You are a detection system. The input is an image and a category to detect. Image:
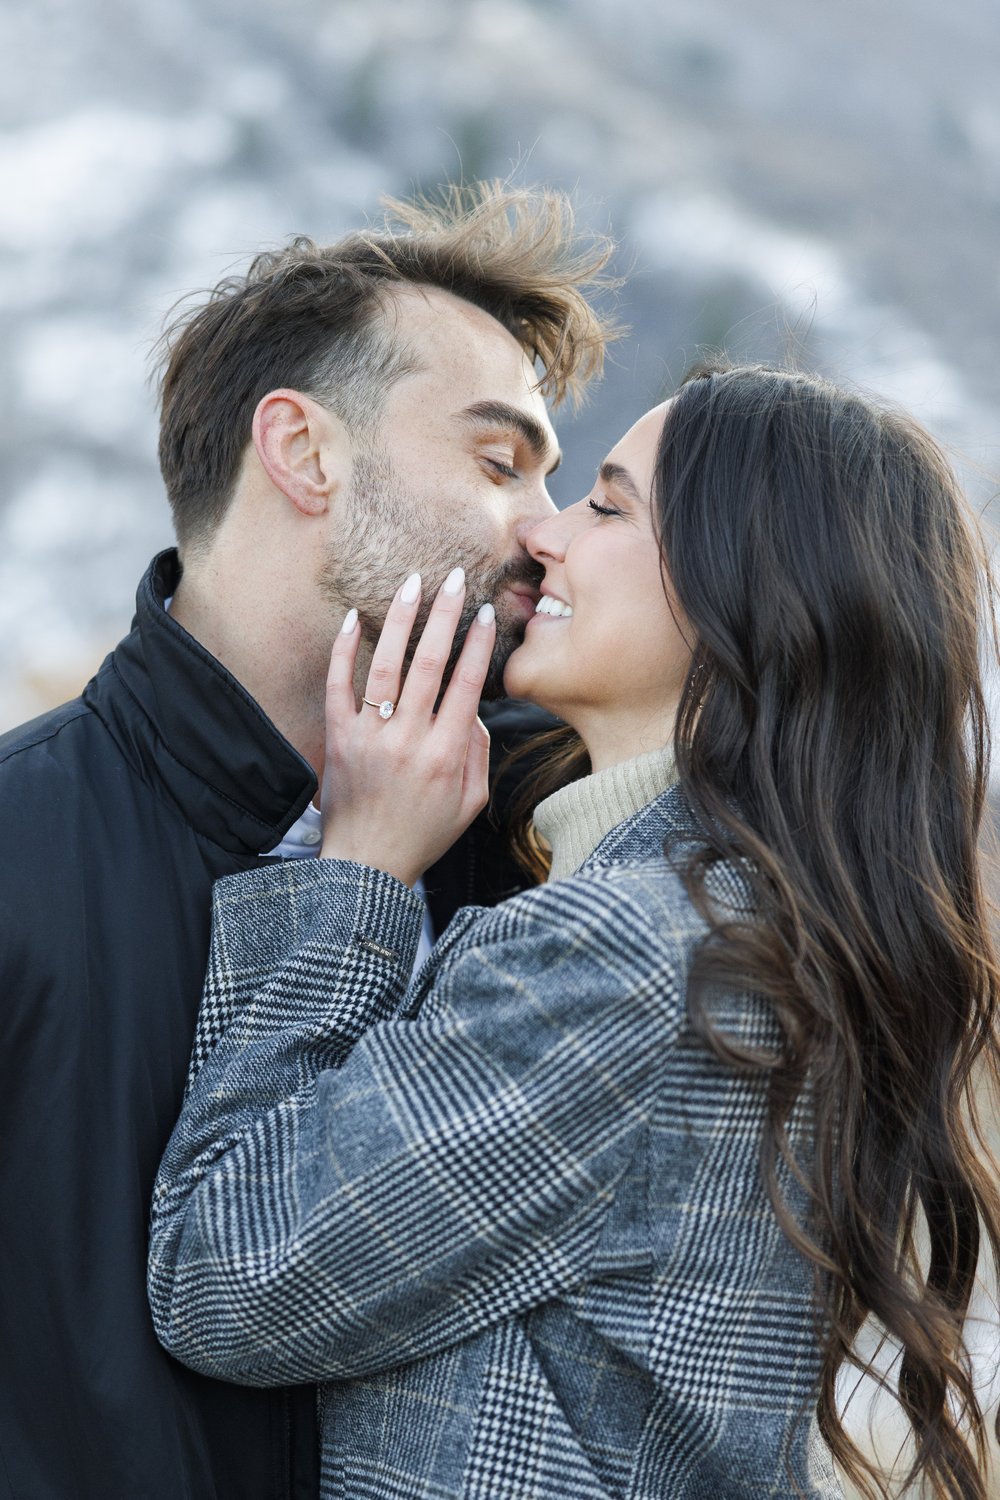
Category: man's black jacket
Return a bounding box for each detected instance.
[0,550,550,1500]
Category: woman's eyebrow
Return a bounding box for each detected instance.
[454,400,562,474]
[599,460,643,503]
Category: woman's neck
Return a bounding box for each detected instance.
[573,704,679,775]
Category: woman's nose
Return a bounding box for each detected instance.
[524,499,592,563]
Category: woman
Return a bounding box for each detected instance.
[149,364,1000,1499]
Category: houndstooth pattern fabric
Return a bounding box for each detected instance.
[149,786,840,1498]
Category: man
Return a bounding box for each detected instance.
[0,183,613,1499]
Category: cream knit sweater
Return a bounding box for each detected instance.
[531,744,678,882]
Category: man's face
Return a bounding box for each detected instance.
[320,287,561,698]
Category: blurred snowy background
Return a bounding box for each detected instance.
[1,0,999,733]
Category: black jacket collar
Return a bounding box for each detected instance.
[84,550,317,856]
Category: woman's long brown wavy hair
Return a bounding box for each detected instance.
[507,362,1000,1498]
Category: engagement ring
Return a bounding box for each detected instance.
[363,698,396,720]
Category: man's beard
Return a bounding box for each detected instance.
[319,443,543,700]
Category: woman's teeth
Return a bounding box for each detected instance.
[534,596,573,618]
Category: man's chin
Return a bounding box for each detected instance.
[479,674,508,703]
[480,634,520,701]
[435,622,520,703]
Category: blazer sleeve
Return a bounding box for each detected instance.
[148,856,684,1386]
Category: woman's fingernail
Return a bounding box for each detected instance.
[341,607,358,635]
[477,602,496,626]
[443,566,466,595]
[400,573,421,604]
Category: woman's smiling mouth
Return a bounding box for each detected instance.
[533,593,573,618]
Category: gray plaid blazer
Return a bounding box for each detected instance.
[149,785,839,1499]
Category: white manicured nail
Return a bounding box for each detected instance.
[400,573,421,604]
[341,608,358,634]
[477,602,496,626]
[443,566,465,595]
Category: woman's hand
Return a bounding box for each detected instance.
[319,567,497,887]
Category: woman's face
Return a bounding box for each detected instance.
[503,400,694,770]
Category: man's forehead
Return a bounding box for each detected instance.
[385,288,559,458]
[390,287,538,384]
[387,284,520,355]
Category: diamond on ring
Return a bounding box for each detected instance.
[378,700,395,720]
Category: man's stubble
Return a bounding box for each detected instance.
[319,442,543,701]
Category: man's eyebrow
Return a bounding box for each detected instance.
[599,460,644,504]
[455,400,562,474]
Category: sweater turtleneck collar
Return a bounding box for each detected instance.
[532,744,679,882]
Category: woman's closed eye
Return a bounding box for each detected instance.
[588,498,622,518]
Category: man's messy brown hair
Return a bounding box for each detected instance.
[155,182,618,549]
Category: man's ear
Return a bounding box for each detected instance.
[251,388,348,516]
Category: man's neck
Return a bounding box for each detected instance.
[169,574,331,787]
